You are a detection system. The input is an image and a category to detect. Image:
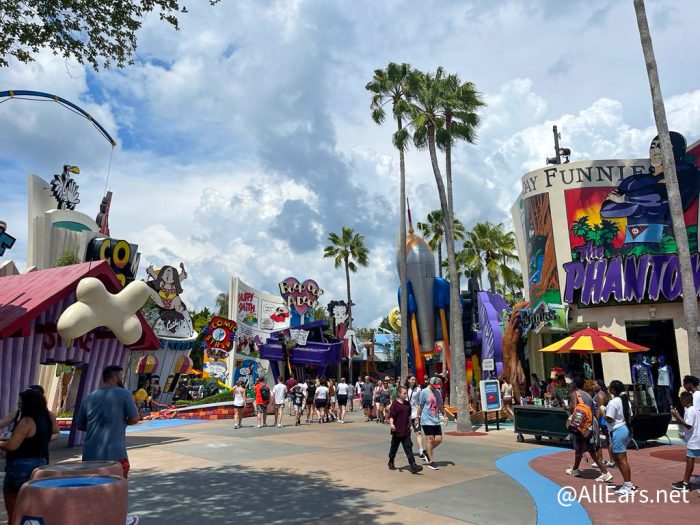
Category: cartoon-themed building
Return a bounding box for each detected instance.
[228,276,291,389]
[124,262,198,403]
[511,133,700,394]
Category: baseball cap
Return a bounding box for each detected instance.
[430,377,442,385]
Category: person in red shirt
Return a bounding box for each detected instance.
[388,386,423,474]
[285,376,298,416]
[254,377,270,428]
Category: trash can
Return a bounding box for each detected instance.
[31,461,124,480]
[13,475,127,525]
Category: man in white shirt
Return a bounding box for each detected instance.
[682,375,700,411]
[272,377,288,428]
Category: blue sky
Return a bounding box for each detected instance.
[2,0,700,326]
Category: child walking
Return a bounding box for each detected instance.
[670,391,700,491]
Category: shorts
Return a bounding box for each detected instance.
[362,399,373,409]
[610,425,630,454]
[315,399,327,409]
[571,433,597,456]
[293,404,303,414]
[337,394,348,406]
[255,403,268,414]
[118,458,130,478]
[3,457,47,492]
[687,448,700,458]
[233,403,245,409]
[422,424,442,436]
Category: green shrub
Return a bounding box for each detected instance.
[180,389,234,407]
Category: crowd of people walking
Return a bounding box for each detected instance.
[234,371,450,473]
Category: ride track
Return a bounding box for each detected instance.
[0,89,117,147]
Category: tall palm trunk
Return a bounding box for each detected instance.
[345,255,353,383]
[634,0,700,376]
[437,244,443,278]
[427,124,471,430]
[397,116,409,382]
[445,112,454,399]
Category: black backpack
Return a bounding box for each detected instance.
[260,385,271,402]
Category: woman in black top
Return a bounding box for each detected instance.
[1,388,53,522]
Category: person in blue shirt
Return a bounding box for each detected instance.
[417,377,445,470]
[75,365,140,477]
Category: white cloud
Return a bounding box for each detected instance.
[3,0,700,325]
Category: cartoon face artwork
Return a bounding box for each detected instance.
[145,262,194,338]
[600,132,699,248]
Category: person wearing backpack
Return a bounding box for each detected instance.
[605,380,635,495]
[254,377,271,428]
[566,376,612,482]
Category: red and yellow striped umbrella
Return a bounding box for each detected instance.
[539,327,649,354]
[174,355,194,374]
[135,354,159,374]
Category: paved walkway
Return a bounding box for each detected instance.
[7,410,694,524]
[2,410,540,524]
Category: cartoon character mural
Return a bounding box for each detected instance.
[600,132,700,253]
[563,132,700,306]
[521,192,561,307]
[145,263,194,338]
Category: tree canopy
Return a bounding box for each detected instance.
[0,1,218,70]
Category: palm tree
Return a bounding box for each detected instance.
[399,69,472,430]
[436,69,485,229]
[466,222,519,294]
[215,292,229,317]
[634,0,700,375]
[366,62,412,381]
[323,227,370,331]
[417,209,466,278]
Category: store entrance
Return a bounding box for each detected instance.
[625,320,680,411]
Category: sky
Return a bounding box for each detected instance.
[2,0,700,327]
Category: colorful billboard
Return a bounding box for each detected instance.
[228,276,291,384]
[563,132,700,306]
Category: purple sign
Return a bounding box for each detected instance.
[563,242,700,305]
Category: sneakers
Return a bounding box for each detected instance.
[614,483,635,496]
[565,468,581,477]
[596,472,613,483]
[671,481,691,492]
[410,463,424,474]
[388,460,396,471]
[422,454,431,465]
[427,462,440,470]
[590,462,599,468]
[277,424,282,428]
[603,460,616,468]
